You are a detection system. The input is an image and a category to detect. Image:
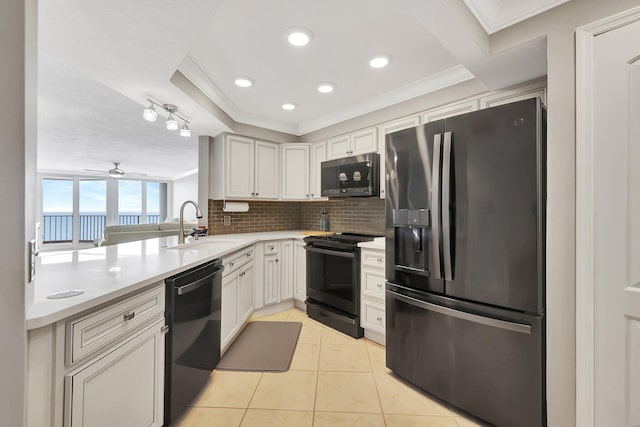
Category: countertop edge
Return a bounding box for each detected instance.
[27,231,309,330]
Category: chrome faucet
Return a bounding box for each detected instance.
[178,200,203,244]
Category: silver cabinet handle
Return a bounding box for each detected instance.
[246,252,251,257]
[376,316,383,322]
[376,283,383,288]
[442,131,453,281]
[377,258,383,263]
[123,312,135,322]
[431,133,442,280]
[230,262,234,267]
[311,193,314,197]
[276,259,279,263]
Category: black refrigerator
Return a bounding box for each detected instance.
[385,98,546,427]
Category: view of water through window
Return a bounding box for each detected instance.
[42,177,163,244]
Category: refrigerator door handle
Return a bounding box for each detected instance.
[442,131,453,281]
[386,288,532,335]
[431,134,442,279]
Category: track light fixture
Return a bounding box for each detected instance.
[143,99,191,137]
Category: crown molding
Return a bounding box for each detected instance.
[178,57,299,135]
[180,56,473,136]
[297,65,474,135]
[462,0,571,35]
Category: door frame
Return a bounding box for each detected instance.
[575,6,640,426]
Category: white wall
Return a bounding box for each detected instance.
[172,172,200,222]
[0,1,34,425]
[488,1,640,426]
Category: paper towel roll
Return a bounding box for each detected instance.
[222,201,249,212]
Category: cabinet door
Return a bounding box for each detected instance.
[422,100,479,123]
[350,127,378,155]
[280,240,294,300]
[66,319,164,427]
[254,140,279,199]
[281,145,310,200]
[378,115,421,199]
[225,135,255,198]
[479,83,546,109]
[310,142,327,199]
[221,273,238,347]
[293,241,307,302]
[238,262,254,325]
[263,254,280,305]
[326,134,350,160]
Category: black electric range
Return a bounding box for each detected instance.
[304,233,381,338]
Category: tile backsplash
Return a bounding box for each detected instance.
[208,198,385,235]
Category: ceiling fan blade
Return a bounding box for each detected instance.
[125,172,148,177]
[84,168,108,173]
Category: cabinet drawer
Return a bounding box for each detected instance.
[264,241,278,255]
[223,246,255,277]
[361,300,385,334]
[361,250,385,269]
[362,269,386,301]
[67,285,165,365]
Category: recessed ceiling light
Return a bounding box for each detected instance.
[285,27,313,47]
[369,54,392,69]
[282,103,297,111]
[316,82,335,94]
[234,77,254,88]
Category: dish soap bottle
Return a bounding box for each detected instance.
[319,208,329,231]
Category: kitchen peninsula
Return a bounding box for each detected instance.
[26,231,309,427]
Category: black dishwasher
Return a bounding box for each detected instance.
[164,259,223,426]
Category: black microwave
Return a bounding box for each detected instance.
[321,152,380,197]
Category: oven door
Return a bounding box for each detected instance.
[305,245,359,315]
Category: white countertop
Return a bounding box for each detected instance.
[358,236,385,250]
[27,231,308,330]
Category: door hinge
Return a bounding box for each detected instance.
[161,325,170,334]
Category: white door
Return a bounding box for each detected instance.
[326,134,350,160]
[280,240,294,300]
[225,135,254,198]
[238,262,255,324]
[281,145,310,200]
[592,18,640,426]
[263,254,280,305]
[293,240,307,301]
[310,142,327,199]
[350,127,378,155]
[221,273,238,347]
[67,319,165,427]
[254,140,279,199]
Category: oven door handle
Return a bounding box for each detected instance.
[304,246,356,258]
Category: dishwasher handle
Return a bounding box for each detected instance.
[175,267,223,296]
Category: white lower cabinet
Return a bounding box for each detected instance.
[221,247,255,351]
[65,318,165,427]
[293,240,307,302]
[360,247,386,345]
[263,252,280,305]
[280,240,294,300]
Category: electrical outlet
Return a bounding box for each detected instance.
[223,216,231,226]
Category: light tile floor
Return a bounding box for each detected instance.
[175,308,490,427]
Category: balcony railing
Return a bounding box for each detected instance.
[43,214,161,244]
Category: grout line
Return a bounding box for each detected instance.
[240,372,264,426]
[367,348,388,427]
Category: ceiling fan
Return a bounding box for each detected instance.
[84,162,147,178]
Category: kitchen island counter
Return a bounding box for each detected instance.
[27,231,310,330]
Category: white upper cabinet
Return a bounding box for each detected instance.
[326,127,378,160]
[210,134,279,200]
[310,142,326,200]
[281,144,310,200]
[378,115,422,199]
[224,135,255,198]
[422,100,479,123]
[254,140,279,199]
[479,81,547,109]
[326,134,350,159]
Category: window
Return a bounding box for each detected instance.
[42,178,73,243]
[79,179,107,243]
[41,176,169,248]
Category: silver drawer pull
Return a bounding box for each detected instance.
[246,253,251,257]
[230,262,234,267]
[376,316,383,322]
[123,312,135,322]
[377,258,383,263]
[376,283,383,288]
